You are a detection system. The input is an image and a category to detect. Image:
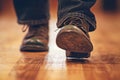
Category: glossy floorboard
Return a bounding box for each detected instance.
[0,11,120,80]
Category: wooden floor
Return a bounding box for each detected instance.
[0,10,120,80]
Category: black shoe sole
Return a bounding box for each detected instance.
[20,45,48,52]
[66,51,90,58]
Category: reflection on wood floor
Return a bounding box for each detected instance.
[0,11,120,80]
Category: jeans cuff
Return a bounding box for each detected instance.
[18,19,49,25]
[57,12,96,31]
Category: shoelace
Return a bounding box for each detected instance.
[22,25,29,32]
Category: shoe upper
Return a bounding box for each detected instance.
[21,24,49,51]
[63,17,90,37]
[25,24,49,41]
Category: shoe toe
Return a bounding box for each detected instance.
[20,38,48,52]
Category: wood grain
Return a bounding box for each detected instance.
[0,1,120,80]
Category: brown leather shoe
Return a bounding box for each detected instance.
[20,24,49,52]
[56,18,93,58]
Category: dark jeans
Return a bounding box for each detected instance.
[13,0,96,31]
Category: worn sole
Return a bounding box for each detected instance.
[56,27,93,53]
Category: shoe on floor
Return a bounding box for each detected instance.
[20,24,49,52]
[56,18,93,58]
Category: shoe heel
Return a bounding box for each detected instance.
[66,51,90,58]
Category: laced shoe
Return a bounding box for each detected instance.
[20,24,49,52]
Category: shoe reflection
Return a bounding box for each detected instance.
[10,52,47,80]
[66,57,90,63]
[9,50,91,80]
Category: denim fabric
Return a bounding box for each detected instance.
[57,0,96,31]
[13,0,96,31]
[13,0,50,25]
